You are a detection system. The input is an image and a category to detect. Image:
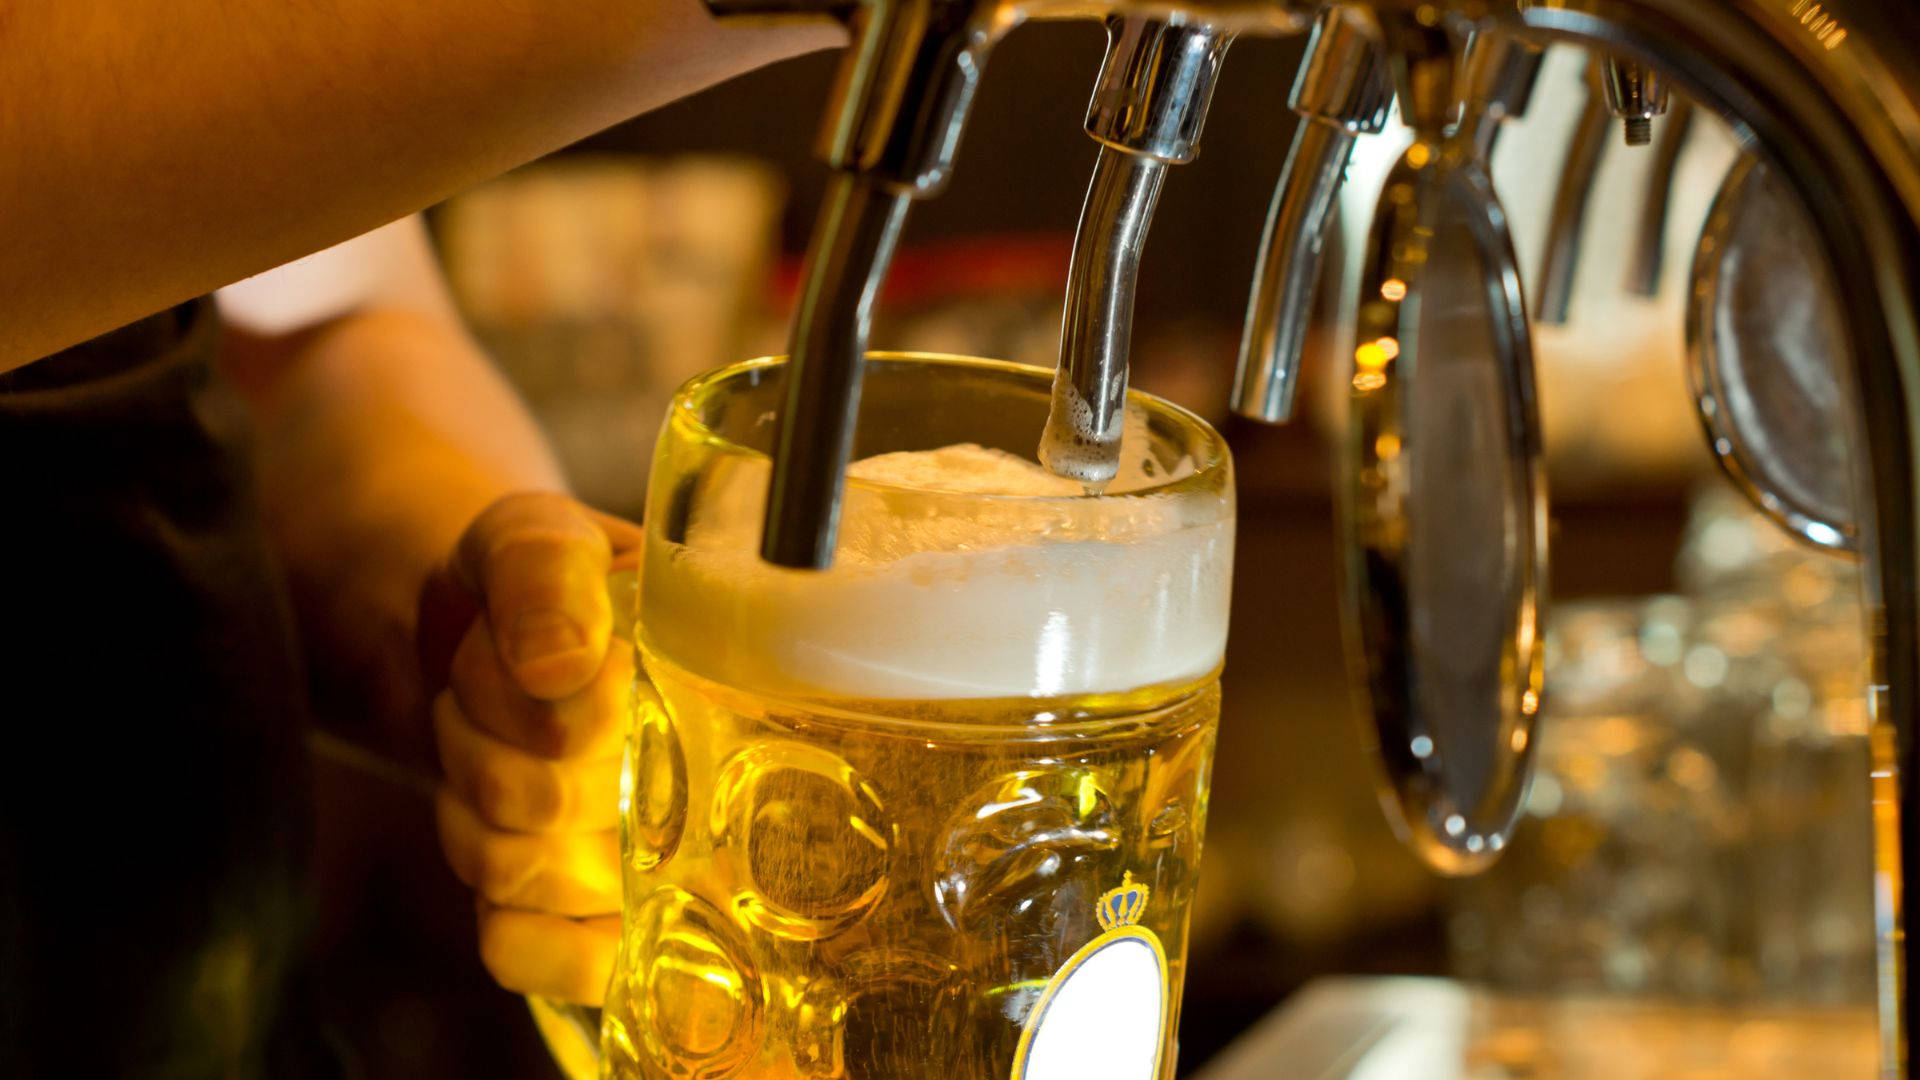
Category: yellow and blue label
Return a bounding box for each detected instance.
[1011,873,1170,1080]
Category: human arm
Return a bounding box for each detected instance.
[5,0,838,367]
[219,216,634,1001]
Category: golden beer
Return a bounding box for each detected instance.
[598,354,1234,1079]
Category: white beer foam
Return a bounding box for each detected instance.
[643,442,1233,701]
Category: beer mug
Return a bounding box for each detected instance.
[538,352,1235,1079]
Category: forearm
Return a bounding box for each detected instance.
[1,0,837,367]
[232,308,563,765]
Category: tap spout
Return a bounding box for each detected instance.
[1533,58,1611,325]
[1043,146,1171,486]
[1233,7,1391,424]
[1626,96,1693,297]
[1234,123,1356,423]
[1041,17,1231,485]
[763,173,912,567]
[724,0,1005,567]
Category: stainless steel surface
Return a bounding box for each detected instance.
[702,0,1920,1068]
[1234,7,1391,423]
[1626,96,1694,296]
[762,173,911,567]
[1084,16,1234,162]
[1533,58,1610,325]
[1043,17,1229,484]
[1461,32,1543,159]
[1041,145,1170,484]
[1686,155,1858,552]
[1603,55,1671,145]
[1342,109,1545,875]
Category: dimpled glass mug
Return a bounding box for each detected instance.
[535,353,1234,1080]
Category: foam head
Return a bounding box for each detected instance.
[643,439,1233,702]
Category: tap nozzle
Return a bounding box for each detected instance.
[704,0,1005,566]
[1233,7,1392,423]
[1602,56,1670,146]
[1041,17,1231,486]
[1534,59,1612,325]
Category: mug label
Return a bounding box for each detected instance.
[1011,872,1170,1080]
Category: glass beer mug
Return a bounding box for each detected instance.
[537,352,1234,1079]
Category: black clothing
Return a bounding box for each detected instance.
[0,302,328,1078]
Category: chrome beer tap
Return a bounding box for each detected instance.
[1233,6,1392,423]
[1041,17,1233,484]
[698,0,1025,567]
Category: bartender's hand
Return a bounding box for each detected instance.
[419,491,644,1005]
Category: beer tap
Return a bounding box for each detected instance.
[699,0,1013,567]
[1532,57,1610,325]
[1233,6,1392,424]
[1624,96,1692,298]
[1040,17,1233,486]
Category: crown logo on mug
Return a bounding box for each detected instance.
[1096,871,1150,932]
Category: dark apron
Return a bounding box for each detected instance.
[0,302,331,1078]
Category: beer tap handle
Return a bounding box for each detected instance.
[1040,17,1232,485]
[1233,6,1392,424]
[1340,16,1546,874]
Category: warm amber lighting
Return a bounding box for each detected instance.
[1406,142,1432,168]
[1374,433,1401,460]
[1790,0,1849,49]
[1352,371,1386,392]
[1355,341,1392,371]
[1380,278,1407,302]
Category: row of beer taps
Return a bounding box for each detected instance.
[729,0,1684,563]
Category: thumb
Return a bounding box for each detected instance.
[456,492,614,700]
